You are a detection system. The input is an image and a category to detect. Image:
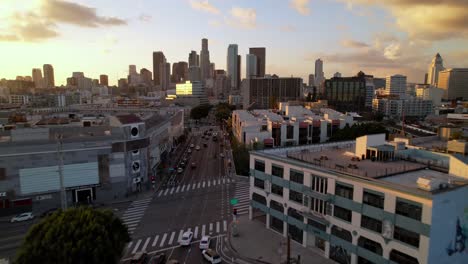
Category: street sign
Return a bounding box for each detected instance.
[230,198,238,205]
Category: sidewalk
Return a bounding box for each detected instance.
[229,215,335,264]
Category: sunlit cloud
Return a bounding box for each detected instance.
[280,25,297,32]
[227,7,257,29]
[341,39,369,48]
[189,0,220,15]
[138,14,152,22]
[290,0,311,15]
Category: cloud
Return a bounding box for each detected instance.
[227,7,257,29]
[383,42,401,60]
[0,0,126,42]
[280,25,297,32]
[138,14,152,22]
[290,0,311,15]
[190,0,220,15]
[336,0,468,41]
[341,39,370,48]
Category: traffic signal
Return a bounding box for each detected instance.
[233,208,237,216]
[151,176,155,184]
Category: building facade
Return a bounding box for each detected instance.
[437,68,468,100]
[427,53,444,86]
[372,98,433,118]
[43,64,55,89]
[249,47,266,77]
[246,54,258,78]
[32,68,43,89]
[99,75,109,86]
[415,84,443,106]
[385,75,407,98]
[171,62,188,83]
[227,44,240,90]
[200,38,211,80]
[324,72,368,112]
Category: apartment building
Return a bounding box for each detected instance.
[248,134,468,264]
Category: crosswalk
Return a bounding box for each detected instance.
[156,178,234,198]
[233,179,250,215]
[126,220,229,255]
[121,197,152,234]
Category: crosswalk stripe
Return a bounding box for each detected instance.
[186,184,191,191]
[181,185,186,192]
[132,239,142,254]
[222,178,226,184]
[159,233,167,247]
[218,179,221,185]
[178,230,184,242]
[197,182,201,188]
[202,225,206,237]
[141,237,151,251]
[208,181,211,187]
[170,187,175,194]
[168,232,175,245]
[132,200,151,205]
[216,222,220,233]
[127,241,133,249]
[202,181,206,188]
[223,220,227,232]
[123,210,146,217]
[192,183,196,189]
[164,188,169,195]
[152,235,159,247]
[209,223,213,233]
[125,208,148,214]
[194,226,199,238]
[227,179,231,183]
[123,219,141,225]
[175,186,180,193]
[158,190,163,197]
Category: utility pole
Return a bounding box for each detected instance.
[57,134,67,210]
[287,235,291,264]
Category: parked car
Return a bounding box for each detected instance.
[199,236,210,250]
[11,212,34,223]
[40,208,58,218]
[187,149,192,154]
[179,231,193,246]
[220,153,225,158]
[190,144,195,148]
[177,167,184,174]
[179,162,186,168]
[149,253,166,264]
[130,251,148,264]
[191,162,197,169]
[202,249,221,264]
[195,145,200,151]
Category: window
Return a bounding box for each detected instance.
[271,164,283,178]
[333,205,352,222]
[286,125,294,139]
[271,184,283,196]
[310,197,327,215]
[331,225,352,242]
[311,175,327,194]
[394,226,420,248]
[254,178,265,189]
[289,190,303,204]
[0,168,5,180]
[396,198,422,221]
[308,219,326,231]
[254,160,265,172]
[390,250,419,264]
[363,190,384,209]
[358,257,375,264]
[358,236,382,255]
[270,200,284,213]
[335,183,353,200]
[360,215,382,233]
[261,125,267,131]
[252,193,266,205]
[290,169,304,184]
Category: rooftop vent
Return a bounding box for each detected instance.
[417,177,449,191]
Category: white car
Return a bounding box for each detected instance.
[11,212,34,223]
[177,167,184,174]
[202,249,221,264]
[187,149,192,154]
[195,145,200,151]
[199,236,210,250]
[190,144,195,148]
[179,231,193,246]
[219,153,225,158]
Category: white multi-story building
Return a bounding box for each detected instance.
[372,98,433,118]
[385,75,407,98]
[231,105,354,147]
[415,84,443,106]
[9,95,30,105]
[248,134,468,264]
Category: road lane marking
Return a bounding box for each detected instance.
[141,237,151,251]
[209,223,213,233]
[178,230,184,242]
[168,232,175,245]
[208,181,211,187]
[192,183,196,189]
[127,241,133,249]
[216,222,220,233]
[218,179,221,185]
[159,233,167,247]
[194,226,198,238]
[157,190,163,197]
[223,220,227,232]
[170,187,175,194]
[186,184,191,191]
[132,239,142,254]
[202,225,206,237]
[181,185,186,192]
[197,182,201,188]
[175,186,180,193]
[202,181,206,188]
[152,235,159,247]
[163,188,169,196]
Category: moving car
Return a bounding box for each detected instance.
[219,153,225,158]
[179,231,193,246]
[195,145,200,151]
[177,167,184,174]
[191,162,197,169]
[203,143,208,147]
[190,144,195,148]
[199,236,210,250]
[11,212,34,223]
[149,253,166,264]
[130,251,148,264]
[187,149,192,154]
[202,249,221,264]
[179,162,185,168]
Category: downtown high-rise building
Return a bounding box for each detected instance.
[385,74,407,98]
[227,44,239,90]
[200,38,211,80]
[437,68,468,100]
[172,62,188,83]
[189,50,200,67]
[314,59,324,90]
[249,47,266,77]
[153,51,166,87]
[99,74,109,86]
[32,68,43,88]
[43,64,55,88]
[308,74,315,86]
[427,53,444,86]
[140,68,152,86]
[246,54,257,78]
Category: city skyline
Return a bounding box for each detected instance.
[1,0,467,85]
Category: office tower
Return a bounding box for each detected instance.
[308,74,315,86]
[188,66,201,82]
[314,59,324,89]
[140,68,152,86]
[214,70,229,99]
[324,71,368,112]
[43,64,55,88]
[385,74,407,98]
[424,73,428,84]
[200,38,211,80]
[415,84,443,106]
[227,44,239,90]
[118,78,128,88]
[164,63,170,90]
[153,51,166,86]
[99,75,109,86]
[189,50,199,67]
[237,55,241,90]
[175,81,208,106]
[249,47,266,77]
[172,62,189,83]
[209,63,215,78]
[333,72,342,78]
[427,53,444,86]
[246,54,257,78]
[437,68,468,100]
[129,65,137,75]
[32,68,43,88]
[242,76,303,109]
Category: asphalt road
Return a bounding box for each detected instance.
[121,125,238,264]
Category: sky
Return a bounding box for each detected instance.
[0,0,467,86]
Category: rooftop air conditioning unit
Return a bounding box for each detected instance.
[131,161,141,174]
[130,125,139,139]
[417,177,448,191]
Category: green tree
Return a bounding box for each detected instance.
[306,92,312,102]
[215,102,234,122]
[329,122,388,142]
[15,207,130,264]
[190,104,212,120]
